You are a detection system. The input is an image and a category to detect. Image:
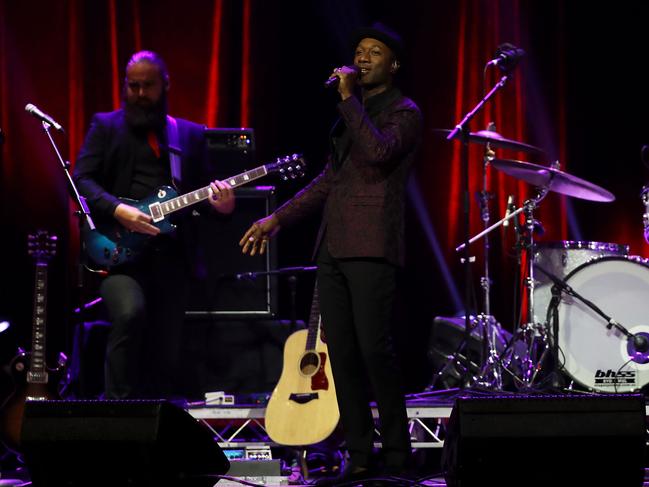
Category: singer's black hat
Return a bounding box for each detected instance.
[351,22,404,60]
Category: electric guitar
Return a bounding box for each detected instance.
[0,231,63,451]
[83,153,305,268]
[264,285,339,445]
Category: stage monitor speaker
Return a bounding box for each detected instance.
[21,399,229,487]
[442,394,646,487]
[428,316,512,388]
[185,186,277,317]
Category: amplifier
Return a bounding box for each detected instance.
[185,187,277,317]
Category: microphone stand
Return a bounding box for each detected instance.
[40,120,95,397]
[447,73,512,388]
[41,121,94,231]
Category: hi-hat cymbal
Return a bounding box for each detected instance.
[433,128,544,154]
[490,159,615,202]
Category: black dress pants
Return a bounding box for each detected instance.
[316,244,410,469]
[99,237,187,399]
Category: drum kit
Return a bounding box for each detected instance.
[433,127,649,394]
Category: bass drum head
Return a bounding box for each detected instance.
[558,256,649,392]
[532,241,628,325]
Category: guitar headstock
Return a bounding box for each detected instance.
[28,230,57,263]
[268,153,306,181]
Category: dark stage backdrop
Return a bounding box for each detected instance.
[2,0,649,392]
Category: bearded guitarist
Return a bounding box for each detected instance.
[72,51,235,399]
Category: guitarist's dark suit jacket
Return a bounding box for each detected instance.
[73,109,207,399]
[275,87,422,470]
[74,109,206,219]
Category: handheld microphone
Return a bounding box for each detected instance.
[324,65,360,89]
[486,43,526,72]
[25,104,64,132]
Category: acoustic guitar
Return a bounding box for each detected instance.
[264,285,339,445]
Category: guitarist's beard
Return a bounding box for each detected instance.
[123,91,168,132]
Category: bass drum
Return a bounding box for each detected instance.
[533,241,628,325]
[557,256,649,392]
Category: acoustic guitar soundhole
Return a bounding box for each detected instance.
[300,351,320,376]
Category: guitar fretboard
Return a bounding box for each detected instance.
[305,286,321,352]
[29,262,48,384]
[159,166,269,217]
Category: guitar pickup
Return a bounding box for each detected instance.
[148,202,164,222]
[288,393,318,404]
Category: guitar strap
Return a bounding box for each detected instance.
[166,115,182,189]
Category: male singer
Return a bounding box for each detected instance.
[240,23,422,484]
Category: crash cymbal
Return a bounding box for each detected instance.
[433,128,544,154]
[490,159,615,202]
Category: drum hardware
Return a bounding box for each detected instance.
[435,57,538,390]
[431,123,528,391]
[471,124,505,389]
[640,185,649,244]
[453,187,550,390]
[551,256,649,392]
[535,261,649,392]
[485,159,617,389]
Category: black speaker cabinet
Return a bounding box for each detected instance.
[185,186,277,317]
[21,400,229,487]
[181,318,305,397]
[442,394,647,487]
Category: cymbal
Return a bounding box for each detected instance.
[433,128,544,154]
[490,159,615,202]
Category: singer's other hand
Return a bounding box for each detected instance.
[240,214,281,256]
[330,66,357,100]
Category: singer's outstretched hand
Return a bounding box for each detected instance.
[240,214,281,256]
[329,66,358,100]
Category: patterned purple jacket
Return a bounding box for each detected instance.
[275,87,422,266]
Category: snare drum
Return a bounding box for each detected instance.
[557,256,649,392]
[533,241,628,324]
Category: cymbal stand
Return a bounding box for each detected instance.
[472,130,505,389]
[507,187,551,388]
[478,128,496,318]
[454,191,543,390]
